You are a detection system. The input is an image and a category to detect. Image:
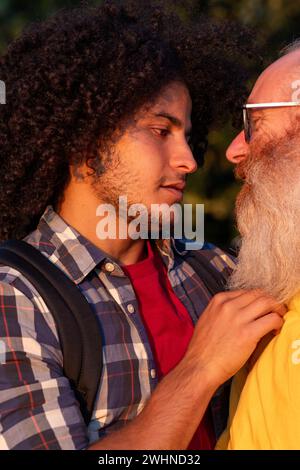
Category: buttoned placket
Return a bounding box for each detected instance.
[98,259,158,389]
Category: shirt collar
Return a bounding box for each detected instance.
[27,205,107,284]
[27,205,178,284]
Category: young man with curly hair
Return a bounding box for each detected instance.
[0,0,285,450]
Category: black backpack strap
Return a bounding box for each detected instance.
[0,240,103,425]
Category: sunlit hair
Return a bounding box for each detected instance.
[280,38,300,56]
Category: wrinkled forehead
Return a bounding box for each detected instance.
[248,50,300,103]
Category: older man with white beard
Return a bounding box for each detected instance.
[216,41,300,450]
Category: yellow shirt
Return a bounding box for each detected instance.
[217,292,300,450]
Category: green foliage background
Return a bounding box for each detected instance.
[1,0,299,249]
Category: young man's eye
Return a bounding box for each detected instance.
[152,128,170,137]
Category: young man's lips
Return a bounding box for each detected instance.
[160,183,186,200]
[161,182,186,191]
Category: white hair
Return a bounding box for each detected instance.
[280,39,300,56]
[229,134,300,304]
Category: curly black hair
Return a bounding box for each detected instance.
[0,0,257,240]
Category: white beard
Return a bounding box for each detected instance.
[229,136,300,304]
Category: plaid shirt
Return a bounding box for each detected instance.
[0,205,235,450]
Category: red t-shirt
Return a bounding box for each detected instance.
[122,241,215,450]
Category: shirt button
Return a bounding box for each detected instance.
[150,369,156,379]
[127,304,135,314]
[104,262,115,273]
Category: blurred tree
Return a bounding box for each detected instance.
[1,0,299,248]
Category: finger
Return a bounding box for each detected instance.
[218,288,275,310]
[249,312,284,342]
[211,290,246,302]
[270,303,287,317]
[241,296,287,322]
[211,289,268,305]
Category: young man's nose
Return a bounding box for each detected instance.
[172,143,198,174]
[226,130,249,164]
